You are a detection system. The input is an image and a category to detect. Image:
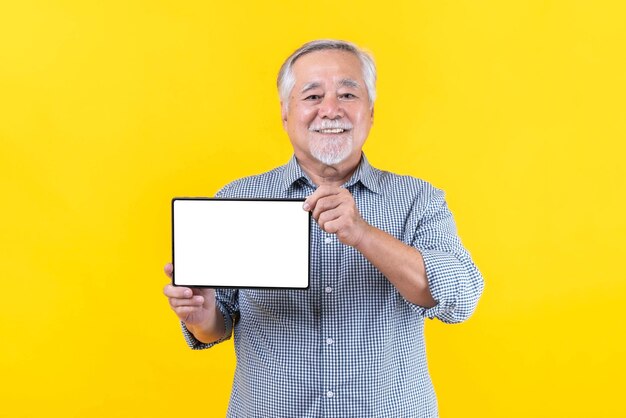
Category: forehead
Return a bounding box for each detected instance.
[291,50,364,87]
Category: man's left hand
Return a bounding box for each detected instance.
[303,185,370,248]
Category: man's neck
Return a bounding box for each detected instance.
[297,154,361,187]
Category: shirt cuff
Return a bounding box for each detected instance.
[413,249,467,320]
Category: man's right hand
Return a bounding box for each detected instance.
[163,263,226,343]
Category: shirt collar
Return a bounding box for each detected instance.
[281,153,381,194]
[281,155,313,191]
[344,154,381,194]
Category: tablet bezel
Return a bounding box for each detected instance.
[171,197,311,289]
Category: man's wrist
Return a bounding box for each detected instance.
[353,222,375,252]
[184,304,228,344]
[185,321,221,344]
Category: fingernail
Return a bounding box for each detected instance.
[184,289,192,297]
[303,202,310,211]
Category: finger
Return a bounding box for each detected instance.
[317,207,343,231]
[311,195,343,221]
[321,218,341,234]
[169,295,204,308]
[312,188,355,220]
[163,283,193,299]
[324,214,368,247]
[164,262,173,279]
[303,185,342,212]
[173,305,202,319]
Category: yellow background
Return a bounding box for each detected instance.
[1,1,625,417]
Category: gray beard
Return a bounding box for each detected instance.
[309,135,353,165]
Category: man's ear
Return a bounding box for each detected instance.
[370,106,375,124]
[281,102,288,129]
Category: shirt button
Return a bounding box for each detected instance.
[325,286,333,293]
[326,391,334,398]
[326,338,334,345]
[324,237,332,244]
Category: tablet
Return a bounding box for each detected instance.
[172,198,310,289]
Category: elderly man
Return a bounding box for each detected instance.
[164,39,484,417]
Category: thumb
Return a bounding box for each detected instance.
[164,262,173,279]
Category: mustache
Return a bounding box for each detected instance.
[308,120,353,131]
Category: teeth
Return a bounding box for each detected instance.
[318,128,345,133]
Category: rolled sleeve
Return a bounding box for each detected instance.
[419,249,483,323]
[409,186,484,323]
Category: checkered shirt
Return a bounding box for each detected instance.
[181,154,484,417]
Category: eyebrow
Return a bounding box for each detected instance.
[300,82,321,94]
[338,78,360,89]
[300,79,361,94]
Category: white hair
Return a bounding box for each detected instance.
[277,39,377,110]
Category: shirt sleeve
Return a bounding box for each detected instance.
[409,186,484,323]
[181,288,240,349]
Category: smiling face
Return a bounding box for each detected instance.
[282,50,374,169]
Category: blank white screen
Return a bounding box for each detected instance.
[173,199,310,288]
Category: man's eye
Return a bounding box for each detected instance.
[340,93,356,99]
[305,95,322,100]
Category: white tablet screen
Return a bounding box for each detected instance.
[172,198,310,288]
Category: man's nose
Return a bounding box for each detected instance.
[318,95,343,119]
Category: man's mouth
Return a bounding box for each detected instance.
[314,128,348,134]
